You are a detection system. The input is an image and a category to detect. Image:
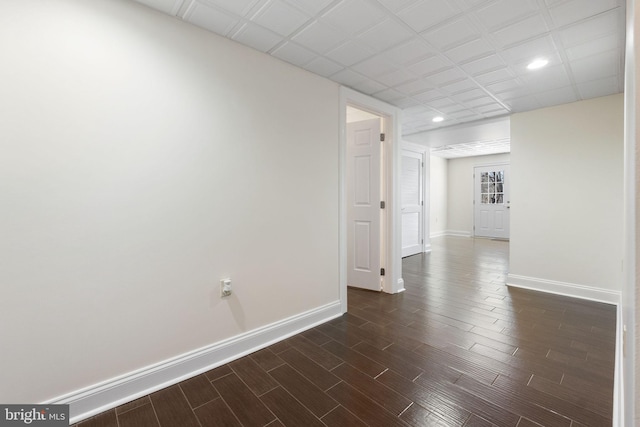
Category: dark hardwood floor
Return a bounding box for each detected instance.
[74,237,617,427]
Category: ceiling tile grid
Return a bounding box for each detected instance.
[135,0,625,138]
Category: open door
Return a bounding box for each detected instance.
[347,117,382,291]
[401,149,424,257]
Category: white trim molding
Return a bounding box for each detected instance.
[49,302,342,424]
[340,86,404,296]
[506,274,621,305]
[445,230,472,238]
[396,278,406,293]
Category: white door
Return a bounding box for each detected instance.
[401,150,423,257]
[347,118,382,291]
[474,164,510,239]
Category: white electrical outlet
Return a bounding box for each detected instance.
[221,279,232,297]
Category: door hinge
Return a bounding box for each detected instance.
[421,239,424,244]
[421,201,424,206]
[380,133,385,142]
[380,201,385,209]
[380,268,385,276]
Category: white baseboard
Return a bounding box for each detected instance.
[506,274,621,305]
[430,230,472,238]
[445,230,472,238]
[423,243,432,253]
[49,301,342,424]
[396,278,405,293]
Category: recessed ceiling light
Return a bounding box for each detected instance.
[527,58,548,70]
[432,116,444,123]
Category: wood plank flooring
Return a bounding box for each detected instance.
[74,237,616,427]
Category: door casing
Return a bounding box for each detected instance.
[339,87,404,313]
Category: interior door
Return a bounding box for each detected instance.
[401,150,423,257]
[347,118,381,291]
[474,164,510,239]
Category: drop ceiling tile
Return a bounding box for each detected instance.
[325,40,375,67]
[281,0,334,16]
[351,54,399,77]
[490,14,549,48]
[444,37,495,63]
[251,0,310,36]
[292,20,347,53]
[565,33,621,61]
[394,79,435,95]
[183,1,239,35]
[549,0,620,27]
[357,18,415,51]
[462,96,496,108]
[374,88,405,103]
[409,55,452,76]
[425,67,467,86]
[397,0,460,33]
[483,108,511,117]
[569,49,621,84]
[404,105,432,117]
[474,67,515,85]
[461,0,494,8]
[501,35,556,65]
[559,10,621,47]
[197,0,263,17]
[271,41,316,66]
[330,69,367,87]
[494,86,533,101]
[438,102,469,113]
[303,57,343,77]
[375,68,419,87]
[485,78,523,94]
[535,85,579,107]
[136,0,183,14]
[382,39,435,66]
[376,0,420,13]
[451,88,486,102]
[351,78,387,94]
[460,54,506,75]
[425,97,458,109]
[475,0,538,30]
[413,89,449,103]
[392,97,421,109]
[474,103,508,113]
[321,0,387,35]
[577,76,620,98]
[448,109,481,120]
[231,23,283,52]
[422,16,480,50]
[440,78,480,94]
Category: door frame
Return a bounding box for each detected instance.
[340,87,404,313]
[401,141,431,255]
[472,161,510,238]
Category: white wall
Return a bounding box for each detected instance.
[429,155,448,237]
[447,153,511,236]
[509,94,624,298]
[0,0,340,410]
